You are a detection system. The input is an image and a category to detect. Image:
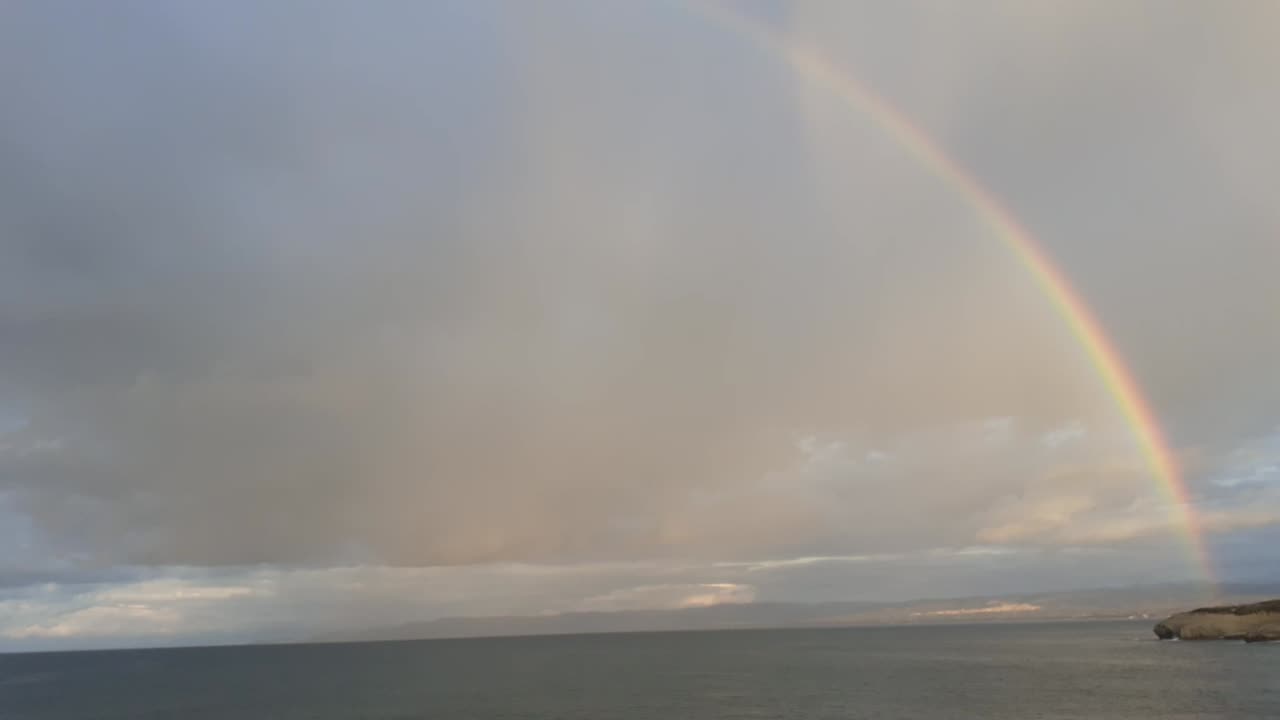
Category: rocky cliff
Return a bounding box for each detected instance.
[1153,599,1280,642]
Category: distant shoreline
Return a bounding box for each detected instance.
[0,615,1169,657]
[9,580,1276,655]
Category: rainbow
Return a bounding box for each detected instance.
[690,2,1213,581]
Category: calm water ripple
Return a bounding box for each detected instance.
[1,622,1277,719]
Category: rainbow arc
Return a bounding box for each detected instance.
[692,2,1211,581]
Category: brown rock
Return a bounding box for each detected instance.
[1153,599,1280,641]
[1243,623,1280,643]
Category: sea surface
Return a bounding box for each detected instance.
[2,621,1278,719]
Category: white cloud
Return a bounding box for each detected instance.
[912,602,1040,617]
[93,580,263,603]
[5,603,181,640]
[715,553,904,573]
[578,583,756,612]
[1042,421,1087,449]
[1210,427,1280,488]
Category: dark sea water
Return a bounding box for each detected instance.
[2,621,1278,719]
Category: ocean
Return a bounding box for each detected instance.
[1,621,1277,719]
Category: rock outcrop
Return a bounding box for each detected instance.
[1243,623,1280,643]
[1154,599,1280,641]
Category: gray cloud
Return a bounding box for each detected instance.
[784,0,1280,443]
[0,0,1278,646]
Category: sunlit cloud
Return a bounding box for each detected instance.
[911,602,1041,617]
[578,583,756,612]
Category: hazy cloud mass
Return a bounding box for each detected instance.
[1,0,1277,649]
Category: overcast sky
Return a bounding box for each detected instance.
[2,0,1278,651]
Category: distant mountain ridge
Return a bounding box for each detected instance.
[313,582,1280,644]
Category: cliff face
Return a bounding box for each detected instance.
[1154,599,1280,642]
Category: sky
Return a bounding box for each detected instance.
[1,0,1278,651]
